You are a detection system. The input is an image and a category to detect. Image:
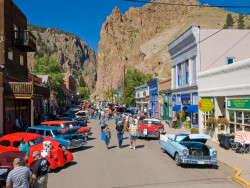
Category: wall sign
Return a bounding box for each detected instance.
[181,94,190,101]
[172,96,176,102]
[198,99,214,112]
[227,99,250,109]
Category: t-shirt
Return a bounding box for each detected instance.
[116,125,124,134]
[129,124,139,136]
[19,142,30,158]
[101,111,105,117]
[33,157,50,177]
[99,119,106,127]
[115,116,121,122]
[6,166,32,188]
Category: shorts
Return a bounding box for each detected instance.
[105,137,110,144]
[130,135,137,140]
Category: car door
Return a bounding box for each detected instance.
[166,137,177,157]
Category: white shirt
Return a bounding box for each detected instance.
[134,119,138,125]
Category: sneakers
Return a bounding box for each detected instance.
[134,147,136,150]
[130,145,133,149]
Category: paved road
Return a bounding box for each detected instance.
[48,119,240,188]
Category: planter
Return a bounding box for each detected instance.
[191,131,198,134]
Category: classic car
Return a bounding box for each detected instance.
[138,119,164,139]
[0,133,73,170]
[0,151,26,187]
[75,111,88,123]
[27,126,86,150]
[41,121,92,137]
[160,134,217,166]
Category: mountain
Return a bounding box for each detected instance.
[94,0,250,100]
[27,24,97,93]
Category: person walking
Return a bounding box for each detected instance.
[98,109,101,120]
[114,121,124,148]
[101,110,105,119]
[129,120,139,150]
[31,151,50,188]
[19,138,30,163]
[6,158,32,188]
[103,124,112,150]
[115,115,121,126]
[99,116,106,132]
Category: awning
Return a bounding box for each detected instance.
[172,105,181,111]
[187,105,198,113]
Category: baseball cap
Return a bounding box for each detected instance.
[32,151,40,158]
[13,158,21,165]
[20,138,24,142]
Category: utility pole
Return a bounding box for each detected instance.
[123,65,126,107]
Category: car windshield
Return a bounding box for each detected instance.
[52,130,62,136]
[0,168,9,176]
[63,122,76,128]
[175,135,188,142]
[142,120,160,125]
[28,137,44,147]
[76,112,86,116]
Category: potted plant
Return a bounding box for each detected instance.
[190,128,199,134]
[217,118,229,131]
[206,117,217,130]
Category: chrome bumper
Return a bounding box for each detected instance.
[138,131,158,138]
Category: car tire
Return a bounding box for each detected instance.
[61,145,66,150]
[161,147,166,153]
[175,153,181,166]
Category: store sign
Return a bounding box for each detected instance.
[227,99,250,109]
[145,95,152,101]
[172,96,176,102]
[198,99,214,112]
[181,94,190,101]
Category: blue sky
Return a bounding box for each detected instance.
[13,0,250,54]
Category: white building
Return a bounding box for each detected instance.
[135,84,149,111]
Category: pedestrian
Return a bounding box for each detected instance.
[103,124,112,150]
[90,109,93,119]
[114,121,124,148]
[19,138,29,163]
[98,109,101,119]
[99,116,106,132]
[129,120,139,150]
[6,158,32,188]
[101,110,105,118]
[94,110,97,120]
[31,151,50,188]
[144,107,147,116]
[148,108,152,118]
[115,115,121,126]
[124,114,129,131]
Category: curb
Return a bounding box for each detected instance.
[233,168,250,188]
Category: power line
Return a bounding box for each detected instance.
[122,0,250,9]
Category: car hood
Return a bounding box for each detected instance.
[63,127,80,135]
[181,134,211,144]
[0,151,26,167]
[77,127,92,133]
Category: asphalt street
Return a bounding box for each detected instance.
[48,119,241,188]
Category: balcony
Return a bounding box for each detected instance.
[4,82,50,99]
[13,30,36,52]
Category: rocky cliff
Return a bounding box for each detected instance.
[94,0,250,100]
[27,24,97,93]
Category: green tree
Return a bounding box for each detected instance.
[32,55,65,101]
[119,69,153,106]
[79,75,87,87]
[238,12,245,29]
[78,87,89,100]
[223,13,234,29]
[104,88,118,101]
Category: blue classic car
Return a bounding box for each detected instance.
[160,134,217,166]
[26,126,87,150]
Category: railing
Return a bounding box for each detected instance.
[13,30,36,52]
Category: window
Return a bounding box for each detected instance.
[185,60,189,84]
[8,48,13,61]
[0,140,10,147]
[177,64,182,86]
[13,141,20,148]
[37,130,44,136]
[191,57,197,84]
[27,129,37,134]
[227,57,235,64]
[45,131,52,136]
[20,55,24,66]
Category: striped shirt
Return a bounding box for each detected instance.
[6,166,32,188]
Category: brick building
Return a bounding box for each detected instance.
[63,73,77,105]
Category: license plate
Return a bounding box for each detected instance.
[143,129,147,135]
[198,161,204,164]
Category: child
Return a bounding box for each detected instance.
[103,124,111,150]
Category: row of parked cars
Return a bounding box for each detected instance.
[0,108,92,187]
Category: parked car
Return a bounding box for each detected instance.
[0,151,26,187]
[75,111,88,123]
[40,121,92,138]
[26,126,86,150]
[0,133,73,169]
[160,134,217,166]
[138,119,164,139]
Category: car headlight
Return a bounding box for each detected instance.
[212,150,217,157]
[183,149,188,155]
[155,128,158,132]
[54,155,58,160]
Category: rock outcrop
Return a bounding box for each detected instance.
[27,24,97,93]
[94,0,250,100]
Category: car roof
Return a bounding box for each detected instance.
[143,119,161,122]
[29,125,64,130]
[41,120,73,124]
[0,133,43,142]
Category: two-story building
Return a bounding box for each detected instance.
[147,79,159,118]
[135,83,149,112]
[0,0,49,133]
[63,73,77,106]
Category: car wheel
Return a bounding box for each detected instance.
[175,153,181,166]
[61,145,66,150]
[161,147,166,153]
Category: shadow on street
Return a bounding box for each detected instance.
[70,146,94,153]
[52,161,78,173]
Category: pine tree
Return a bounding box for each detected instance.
[238,12,245,29]
[223,13,234,29]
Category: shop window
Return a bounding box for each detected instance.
[0,140,10,147]
[191,56,196,84]
[192,113,198,125]
[203,110,215,129]
[229,111,234,122]
[185,60,189,84]
[243,112,250,125]
[236,111,242,124]
[8,48,13,61]
[177,64,182,86]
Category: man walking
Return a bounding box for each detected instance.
[115,115,121,126]
[31,151,50,188]
[6,158,32,188]
[19,138,29,162]
[99,116,106,132]
[115,121,124,148]
[129,120,139,150]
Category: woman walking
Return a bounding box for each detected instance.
[103,124,111,150]
[129,120,139,150]
[115,121,124,149]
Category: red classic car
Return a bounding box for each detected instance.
[0,133,73,170]
[138,119,164,139]
[41,120,93,138]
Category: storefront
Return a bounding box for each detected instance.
[135,84,149,112]
[147,79,158,118]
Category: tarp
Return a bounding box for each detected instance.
[187,105,199,113]
[234,131,250,145]
[172,105,181,111]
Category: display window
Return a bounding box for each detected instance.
[228,110,250,133]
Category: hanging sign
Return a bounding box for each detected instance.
[198,99,214,112]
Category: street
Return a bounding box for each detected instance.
[48,119,240,188]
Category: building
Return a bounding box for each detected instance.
[158,79,172,121]
[135,84,149,112]
[168,25,250,128]
[63,73,77,106]
[0,0,49,133]
[147,79,158,118]
[198,58,250,140]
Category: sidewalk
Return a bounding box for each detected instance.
[163,122,250,183]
